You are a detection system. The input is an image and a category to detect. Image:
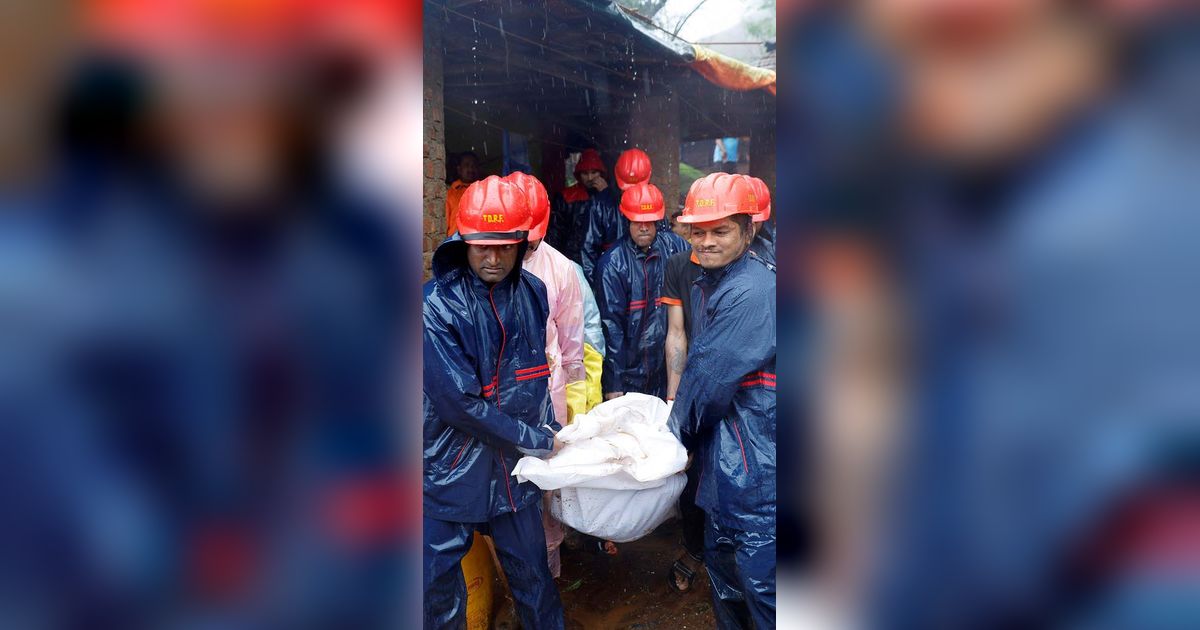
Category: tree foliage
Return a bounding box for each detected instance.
[744,0,775,41]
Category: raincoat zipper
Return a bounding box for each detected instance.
[731,419,750,473]
[640,253,652,389]
[488,284,518,511]
[450,438,472,470]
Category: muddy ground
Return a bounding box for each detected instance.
[493,518,714,629]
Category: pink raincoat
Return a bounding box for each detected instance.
[522,242,586,425]
[523,241,585,578]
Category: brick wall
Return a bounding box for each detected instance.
[423,15,446,279]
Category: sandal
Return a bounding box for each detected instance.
[592,539,619,556]
[668,550,703,592]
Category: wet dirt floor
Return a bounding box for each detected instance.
[556,519,714,629]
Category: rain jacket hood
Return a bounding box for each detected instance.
[670,248,776,534]
[424,233,558,522]
[596,230,690,398]
[431,231,531,286]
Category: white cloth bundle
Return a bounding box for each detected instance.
[511,393,688,542]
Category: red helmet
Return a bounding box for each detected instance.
[620,183,665,222]
[615,148,652,191]
[574,148,606,176]
[677,173,756,224]
[745,176,771,222]
[683,178,702,216]
[456,175,531,244]
[504,171,550,241]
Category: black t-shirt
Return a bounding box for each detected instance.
[661,249,702,341]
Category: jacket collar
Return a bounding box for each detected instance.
[697,245,753,288]
[619,233,671,259]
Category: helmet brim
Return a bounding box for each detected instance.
[677,210,741,224]
[460,229,528,245]
[616,178,648,191]
[621,211,664,222]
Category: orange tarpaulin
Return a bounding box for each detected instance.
[689,44,776,96]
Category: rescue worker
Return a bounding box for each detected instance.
[505,171,587,426]
[423,175,565,630]
[669,206,690,240]
[614,147,653,191]
[575,150,625,286]
[504,171,586,579]
[546,148,613,269]
[579,148,651,286]
[745,176,776,265]
[669,173,776,629]
[445,151,480,238]
[596,182,689,400]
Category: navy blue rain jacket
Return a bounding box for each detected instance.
[670,250,777,534]
[423,235,559,523]
[751,223,776,266]
[546,184,589,265]
[596,231,690,398]
[579,188,626,285]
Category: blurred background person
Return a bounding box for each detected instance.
[547,148,609,272]
[745,176,776,265]
[577,149,625,287]
[445,151,479,238]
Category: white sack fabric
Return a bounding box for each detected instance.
[552,473,687,543]
[511,393,688,541]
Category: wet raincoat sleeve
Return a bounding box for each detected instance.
[573,263,605,412]
[596,256,629,395]
[423,306,555,454]
[670,285,776,442]
[556,261,586,386]
[574,264,605,357]
[581,195,618,285]
[581,213,602,285]
[547,193,568,253]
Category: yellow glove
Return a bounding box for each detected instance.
[583,343,604,411]
[565,380,588,424]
